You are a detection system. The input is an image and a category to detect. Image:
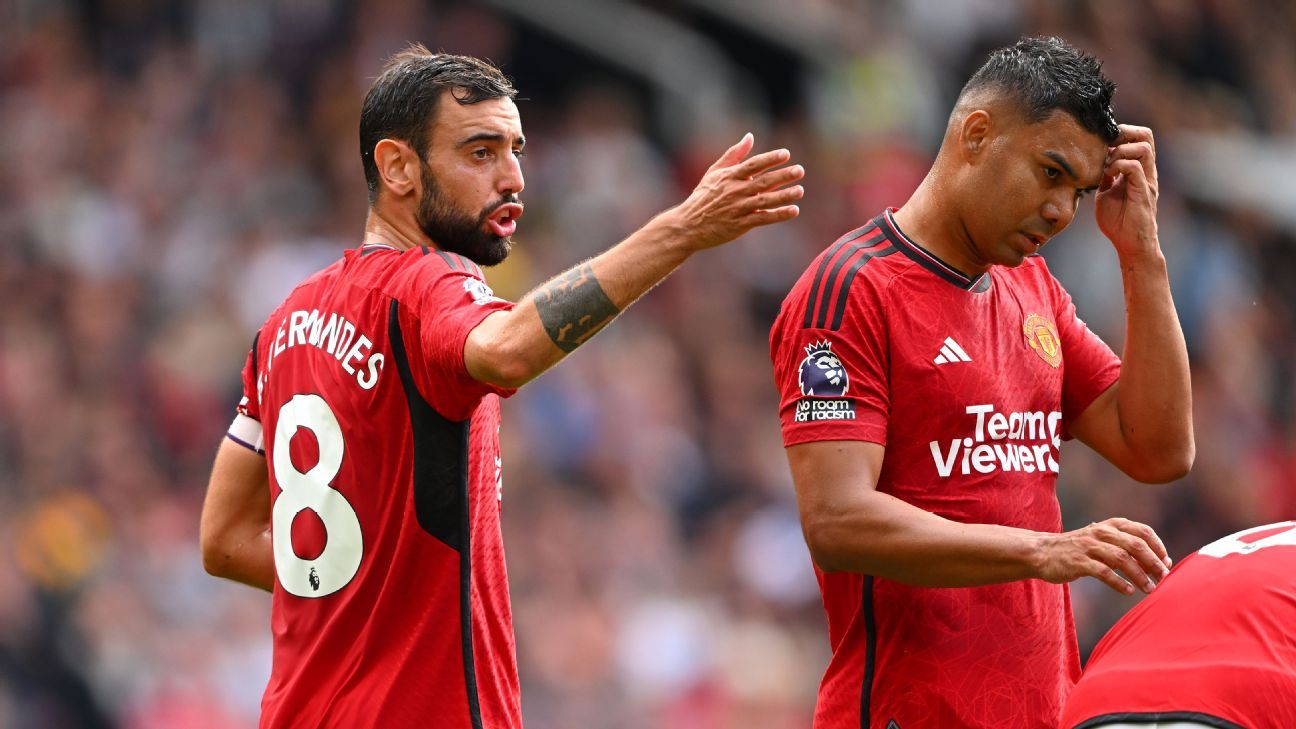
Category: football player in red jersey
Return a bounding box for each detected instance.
[770,37,1193,728]
[198,46,803,728]
[1062,521,1296,729]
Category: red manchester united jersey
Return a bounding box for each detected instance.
[230,244,519,728]
[1062,521,1296,729]
[770,210,1121,729]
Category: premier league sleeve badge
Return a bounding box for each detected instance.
[795,340,856,422]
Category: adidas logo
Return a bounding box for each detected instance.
[933,337,971,365]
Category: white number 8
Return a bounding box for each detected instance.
[272,394,363,597]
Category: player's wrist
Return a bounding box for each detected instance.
[644,206,704,258]
[1023,531,1055,581]
[1114,244,1168,277]
[1110,226,1162,261]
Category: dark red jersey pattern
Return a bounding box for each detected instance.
[770,210,1121,729]
[232,244,519,728]
[1062,521,1296,729]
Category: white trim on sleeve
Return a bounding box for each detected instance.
[227,413,265,454]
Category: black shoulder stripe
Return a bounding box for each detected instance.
[434,250,459,270]
[420,246,430,256]
[452,253,474,275]
[433,250,483,277]
[825,245,897,330]
[802,225,883,329]
[457,254,483,278]
[812,235,887,329]
[249,331,260,380]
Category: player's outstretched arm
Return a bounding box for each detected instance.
[788,440,1171,594]
[465,133,804,388]
[200,438,274,592]
[1075,124,1194,483]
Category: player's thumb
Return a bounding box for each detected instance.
[710,132,754,170]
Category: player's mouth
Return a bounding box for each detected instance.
[486,202,524,238]
[1020,232,1047,251]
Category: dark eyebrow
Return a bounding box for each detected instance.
[1043,150,1099,192]
[458,132,526,148]
[1043,151,1077,180]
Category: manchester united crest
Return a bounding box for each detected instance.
[1023,313,1062,368]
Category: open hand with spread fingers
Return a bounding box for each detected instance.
[669,133,805,251]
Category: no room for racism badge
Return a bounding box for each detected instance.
[795,340,856,422]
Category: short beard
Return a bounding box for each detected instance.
[415,165,514,267]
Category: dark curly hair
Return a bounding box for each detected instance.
[359,45,517,202]
[960,36,1118,144]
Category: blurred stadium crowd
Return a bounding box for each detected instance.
[2,1,1294,727]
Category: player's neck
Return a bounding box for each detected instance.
[362,207,431,252]
[892,186,987,278]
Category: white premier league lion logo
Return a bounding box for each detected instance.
[463,277,503,306]
[798,340,850,397]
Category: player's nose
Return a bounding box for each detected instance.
[1041,193,1076,232]
[499,154,524,197]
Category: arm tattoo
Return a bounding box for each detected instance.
[534,263,621,353]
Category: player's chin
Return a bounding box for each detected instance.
[473,235,512,267]
[996,243,1030,267]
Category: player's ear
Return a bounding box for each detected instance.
[373,138,420,198]
[958,109,992,164]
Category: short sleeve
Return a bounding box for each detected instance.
[1053,278,1121,436]
[409,266,517,421]
[228,333,265,454]
[771,277,890,447]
